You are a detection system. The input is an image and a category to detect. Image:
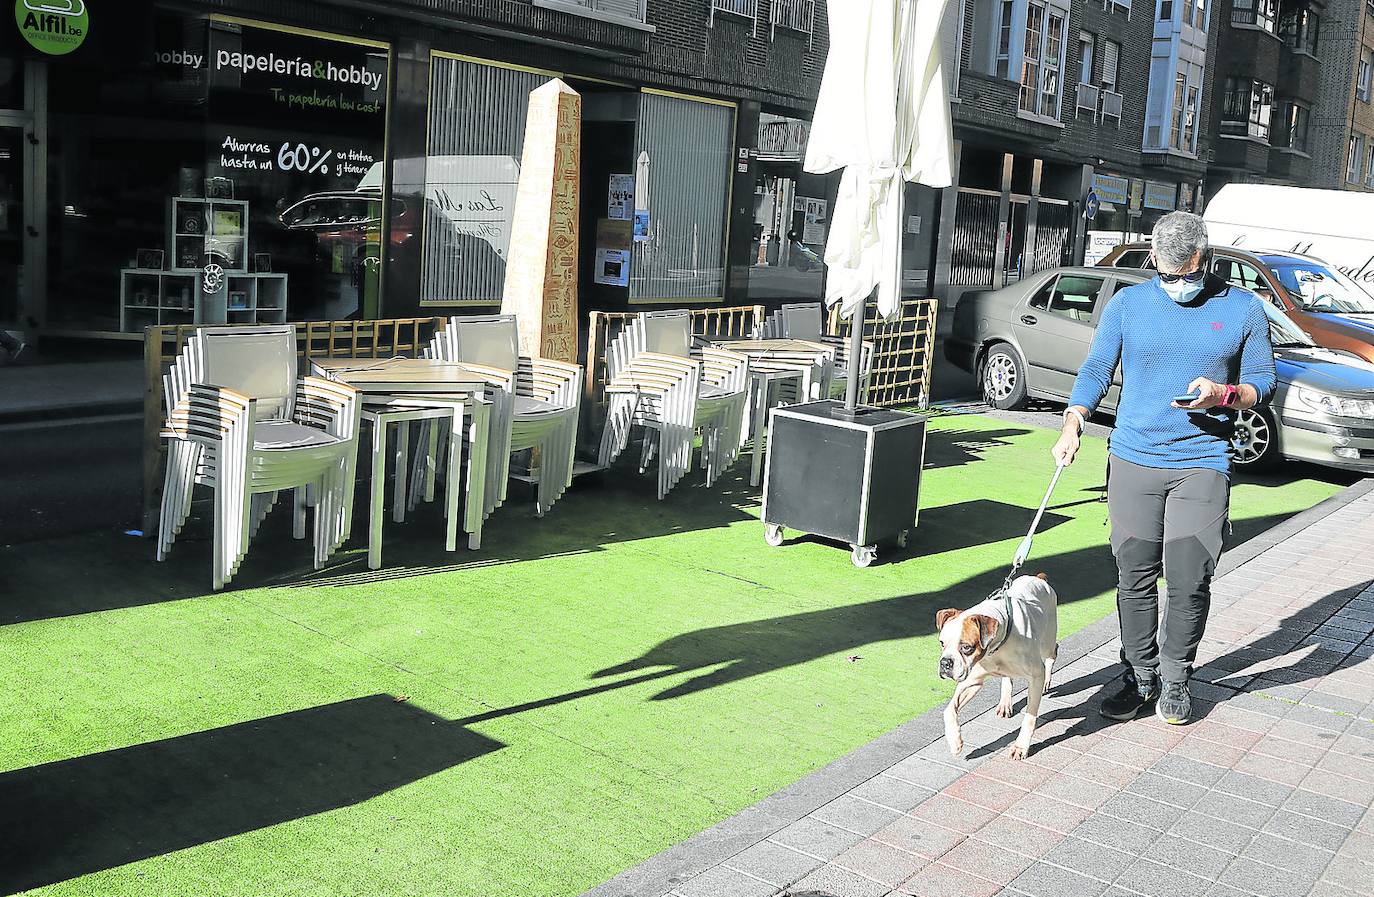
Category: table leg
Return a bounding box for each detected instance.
[425,420,440,503]
[445,411,462,553]
[369,418,388,570]
[465,401,489,551]
[393,420,410,523]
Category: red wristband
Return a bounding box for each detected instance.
[1220,384,1239,408]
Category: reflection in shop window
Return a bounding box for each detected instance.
[420,56,546,305]
[630,92,733,303]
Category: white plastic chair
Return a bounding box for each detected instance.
[758,301,873,401]
[157,325,361,590]
[598,311,750,499]
[429,314,582,516]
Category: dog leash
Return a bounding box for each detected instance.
[985,462,1067,654]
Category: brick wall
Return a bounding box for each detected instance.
[1310,0,1374,189]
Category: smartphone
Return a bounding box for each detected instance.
[1172,393,1201,405]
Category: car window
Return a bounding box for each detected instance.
[1259,257,1374,314]
[1028,277,1056,310]
[1212,257,1267,292]
[1040,275,1103,323]
[1115,249,1153,269]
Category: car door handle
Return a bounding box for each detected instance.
[1020,315,1037,325]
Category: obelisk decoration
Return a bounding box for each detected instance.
[501,79,582,364]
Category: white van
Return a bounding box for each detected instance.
[1204,184,1374,296]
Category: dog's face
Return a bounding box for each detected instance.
[935,609,998,682]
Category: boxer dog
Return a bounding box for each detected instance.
[936,573,1059,761]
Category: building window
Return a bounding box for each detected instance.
[1170,74,1187,149]
[1160,0,1174,20]
[1040,9,1065,117]
[1019,2,1045,113]
[1232,0,1278,33]
[1349,134,1366,184]
[1101,39,1121,90]
[1366,144,1374,186]
[996,0,1014,79]
[1184,84,1200,150]
[540,0,647,23]
[1284,102,1310,152]
[1222,77,1273,140]
[1186,0,1207,29]
[1279,6,1319,55]
[631,92,734,302]
[771,0,816,37]
[1359,48,1373,103]
[1078,32,1095,84]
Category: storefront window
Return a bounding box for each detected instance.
[419,55,545,305]
[630,91,733,302]
[747,113,833,303]
[46,10,389,333]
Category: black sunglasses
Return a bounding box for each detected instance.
[1155,253,1211,284]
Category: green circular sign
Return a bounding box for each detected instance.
[15,0,88,56]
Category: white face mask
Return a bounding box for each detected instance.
[1160,277,1205,304]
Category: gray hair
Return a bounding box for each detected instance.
[1151,211,1210,271]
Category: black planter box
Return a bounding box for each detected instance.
[761,400,926,567]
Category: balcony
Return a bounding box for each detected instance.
[1075,83,1100,122]
[1100,90,1123,126]
[535,0,647,25]
[710,0,759,35]
[771,0,817,46]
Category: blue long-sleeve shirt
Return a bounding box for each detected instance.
[1067,277,1278,472]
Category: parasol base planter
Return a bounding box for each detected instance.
[761,400,926,568]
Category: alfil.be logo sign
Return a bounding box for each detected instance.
[15,0,87,56]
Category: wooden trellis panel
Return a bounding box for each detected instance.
[827,298,940,409]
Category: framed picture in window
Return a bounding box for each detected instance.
[135,249,164,271]
[204,177,235,200]
[254,252,272,273]
[227,290,249,311]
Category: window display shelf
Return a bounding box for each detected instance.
[119,270,288,332]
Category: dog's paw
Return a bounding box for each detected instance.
[947,735,964,759]
[1007,742,1029,761]
[996,701,1015,719]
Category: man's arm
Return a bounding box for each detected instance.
[1183,298,1276,411]
[1054,300,1124,465]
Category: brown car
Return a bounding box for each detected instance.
[1100,243,1374,363]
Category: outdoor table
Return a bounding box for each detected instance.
[311,358,492,569]
[708,338,836,486]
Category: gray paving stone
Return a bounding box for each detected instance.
[869,815,966,861]
[1152,754,1228,788]
[810,794,902,837]
[847,774,935,814]
[1147,833,1235,880]
[675,865,777,897]
[1070,813,1162,854]
[1240,832,1336,880]
[1098,792,1187,831]
[1202,883,1257,897]
[1213,770,1294,807]
[1008,862,1109,897]
[1169,812,1258,854]
[1283,788,1365,829]
[830,839,929,888]
[884,755,966,792]
[769,816,867,860]
[1111,858,1212,897]
[1041,837,1134,881]
[1283,703,1354,734]
[724,840,824,888]
[786,861,889,897]
[1215,858,1319,897]
[1318,853,1374,892]
[1194,791,1276,830]
[1303,691,1369,717]
[1260,809,1353,852]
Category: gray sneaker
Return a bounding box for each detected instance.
[1156,680,1192,725]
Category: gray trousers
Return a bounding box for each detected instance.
[1108,455,1229,684]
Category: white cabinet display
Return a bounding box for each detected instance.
[119,196,288,331]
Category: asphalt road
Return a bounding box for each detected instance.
[0,413,144,546]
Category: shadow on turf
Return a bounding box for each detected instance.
[0,695,502,894]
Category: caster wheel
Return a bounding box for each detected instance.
[851,544,877,568]
[896,530,909,549]
[764,523,785,547]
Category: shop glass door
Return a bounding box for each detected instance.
[0,127,22,330]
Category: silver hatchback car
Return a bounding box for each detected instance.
[945,266,1374,472]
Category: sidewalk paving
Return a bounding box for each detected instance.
[588,481,1374,897]
[0,358,143,421]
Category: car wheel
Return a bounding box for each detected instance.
[981,343,1028,411]
[1232,407,1279,469]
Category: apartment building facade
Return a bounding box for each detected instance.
[1308,0,1374,190]
[1204,0,1327,203]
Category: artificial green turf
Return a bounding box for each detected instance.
[0,414,1344,897]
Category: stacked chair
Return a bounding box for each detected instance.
[757,301,874,402]
[158,325,361,590]
[598,310,750,499]
[427,314,582,517]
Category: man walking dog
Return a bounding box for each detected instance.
[1052,211,1276,725]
